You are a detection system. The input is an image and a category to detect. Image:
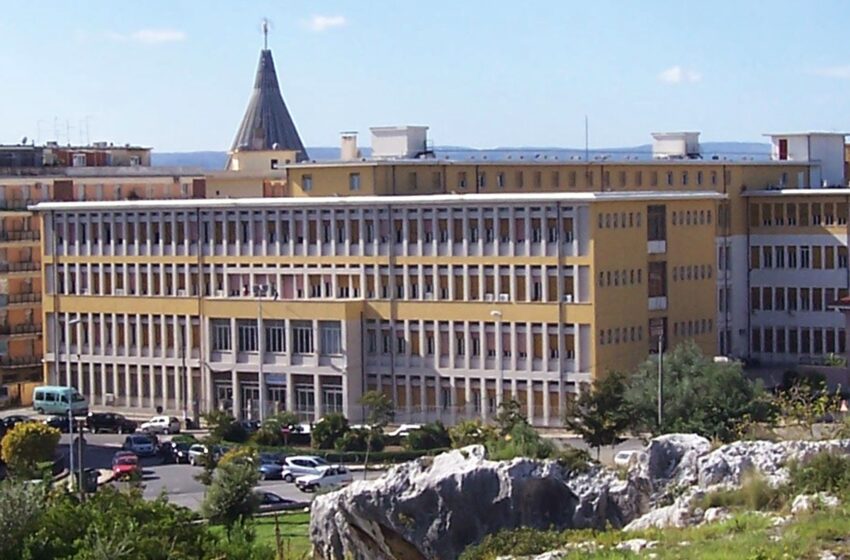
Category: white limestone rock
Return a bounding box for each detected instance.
[790,493,840,514]
[701,507,731,524]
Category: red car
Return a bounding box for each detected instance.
[112,451,140,479]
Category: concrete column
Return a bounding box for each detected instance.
[543,380,551,426]
[313,374,323,422]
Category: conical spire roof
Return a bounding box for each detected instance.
[231,49,307,161]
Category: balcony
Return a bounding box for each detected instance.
[0,199,36,212]
[2,293,42,307]
[0,323,41,337]
[0,355,42,369]
[0,230,39,244]
[0,262,39,276]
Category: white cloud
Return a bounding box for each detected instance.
[658,65,702,84]
[307,15,347,32]
[811,65,850,79]
[107,28,186,44]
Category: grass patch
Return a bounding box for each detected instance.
[788,451,850,495]
[252,512,311,558]
[461,509,850,559]
[697,472,786,512]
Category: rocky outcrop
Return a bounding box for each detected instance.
[790,493,840,514]
[310,445,649,560]
[310,436,850,559]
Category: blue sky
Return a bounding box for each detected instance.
[1,0,850,151]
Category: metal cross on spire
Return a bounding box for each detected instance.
[262,18,270,50]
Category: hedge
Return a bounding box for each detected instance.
[242,444,451,464]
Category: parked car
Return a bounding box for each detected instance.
[258,455,285,480]
[162,441,193,464]
[32,386,88,416]
[240,419,261,434]
[613,450,646,468]
[112,451,140,479]
[256,491,305,513]
[3,414,33,429]
[43,415,72,433]
[387,424,422,438]
[122,434,157,457]
[140,416,181,435]
[86,412,137,434]
[279,455,329,482]
[295,466,353,493]
[187,444,224,466]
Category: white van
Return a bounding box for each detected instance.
[32,386,88,416]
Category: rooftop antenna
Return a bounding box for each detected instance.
[261,18,271,50]
[584,115,589,163]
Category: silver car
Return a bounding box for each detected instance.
[122,434,156,457]
[279,455,329,482]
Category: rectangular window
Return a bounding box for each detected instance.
[265,321,286,353]
[349,173,361,191]
[302,175,313,191]
[212,321,231,351]
[801,246,811,268]
[787,203,797,225]
[647,205,666,242]
[458,172,467,189]
[237,321,258,352]
[788,287,798,310]
[320,322,342,355]
[751,287,761,310]
[292,322,314,354]
[788,246,798,268]
[648,261,667,297]
[800,288,810,311]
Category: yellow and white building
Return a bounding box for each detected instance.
[33,42,850,426]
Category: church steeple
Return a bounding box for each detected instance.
[229,24,307,163]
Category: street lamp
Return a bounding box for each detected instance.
[490,309,503,417]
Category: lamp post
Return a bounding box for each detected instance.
[490,309,503,418]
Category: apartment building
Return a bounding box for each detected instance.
[36,191,719,425]
[0,160,202,404]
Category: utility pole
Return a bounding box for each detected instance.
[657,331,664,429]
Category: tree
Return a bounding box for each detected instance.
[494,399,526,435]
[564,371,632,459]
[335,428,386,452]
[360,390,395,477]
[254,411,301,447]
[774,380,841,439]
[449,419,497,448]
[624,341,774,442]
[311,413,350,449]
[404,422,451,451]
[1,422,60,477]
[203,410,247,443]
[0,478,49,559]
[201,460,260,534]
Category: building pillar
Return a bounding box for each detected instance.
[313,374,323,422]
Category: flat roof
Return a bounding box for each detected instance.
[287,158,807,169]
[31,190,726,212]
[743,188,850,197]
[763,132,849,137]
[0,166,204,179]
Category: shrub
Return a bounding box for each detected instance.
[202,460,260,531]
[459,527,565,560]
[335,428,385,452]
[486,422,556,461]
[172,434,198,444]
[554,446,593,473]
[1,422,60,478]
[450,419,496,448]
[218,446,258,467]
[404,421,451,451]
[698,471,784,511]
[204,411,248,444]
[788,451,850,495]
[311,413,350,450]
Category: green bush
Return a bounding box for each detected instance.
[450,419,497,448]
[698,472,785,511]
[172,434,198,444]
[789,451,850,494]
[204,411,248,444]
[486,422,556,461]
[311,413,350,450]
[459,527,565,560]
[404,421,452,451]
[554,446,593,473]
[335,428,385,452]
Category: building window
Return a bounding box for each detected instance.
[648,261,667,297]
[292,321,314,354]
[270,158,279,170]
[349,173,361,191]
[496,172,505,188]
[647,205,666,241]
[303,175,313,191]
[458,172,467,189]
[237,321,258,352]
[265,321,286,353]
[212,320,231,351]
[320,321,342,355]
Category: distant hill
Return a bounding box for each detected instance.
[152,142,771,170]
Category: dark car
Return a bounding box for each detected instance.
[43,415,72,433]
[240,419,261,434]
[86,412,137,434]
[256,491,305,513]
[161,441,192,464]
[3,414,32,429]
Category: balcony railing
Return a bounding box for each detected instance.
[0,262,39,273]
[0,199,36,211]
[6,293,41,305]
[0,231,39,242]
[0,323,40,335]
[0,356,41,368]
